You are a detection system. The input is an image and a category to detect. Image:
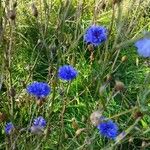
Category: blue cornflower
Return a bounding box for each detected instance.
[26,82,51,98]
[84,25,107,46]
[58,65,78,81]
[97,120,118,139]
[33,116,46,128]
[30,116,46,135]
[135,38,150,57]
[5,122,14,134]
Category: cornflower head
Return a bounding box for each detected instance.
[26,82,51,99]
[33,116,46,128]
[97,120,118,140]
[84,25,107,46]
[5,122,14,135]
[135,38,150,57]
[30,116,46,135]
[58,65,78,81]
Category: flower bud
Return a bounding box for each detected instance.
[106,74,113,82]
[0,112,7,122]
[31,3,38,17]
[87,44,94,52]
[71,118,79,130]
[121,55,128,62]
[114,81,125,92]
[133,111,143,119]
[90,111,103,126]
[36,100,44,106]
[8,10,16,20]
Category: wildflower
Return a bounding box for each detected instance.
[97,120,118,139]
[58,65,77,81]
[135,38,150,57]
[26,82,51,98]
[5,122,14,134]
[33,116,46,128]
[84,25,107,46]
[30,116,46,135]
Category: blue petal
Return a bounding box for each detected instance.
[84,25,107,46]
[27,82,51,98]
[33,116,47,128]
[5,122,14,134]
[135,38,150,57]
[58,65,78,81]
[97,120,118,139]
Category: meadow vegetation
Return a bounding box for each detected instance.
[0,0,150,149]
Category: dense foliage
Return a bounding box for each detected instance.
[0,0,150,149]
